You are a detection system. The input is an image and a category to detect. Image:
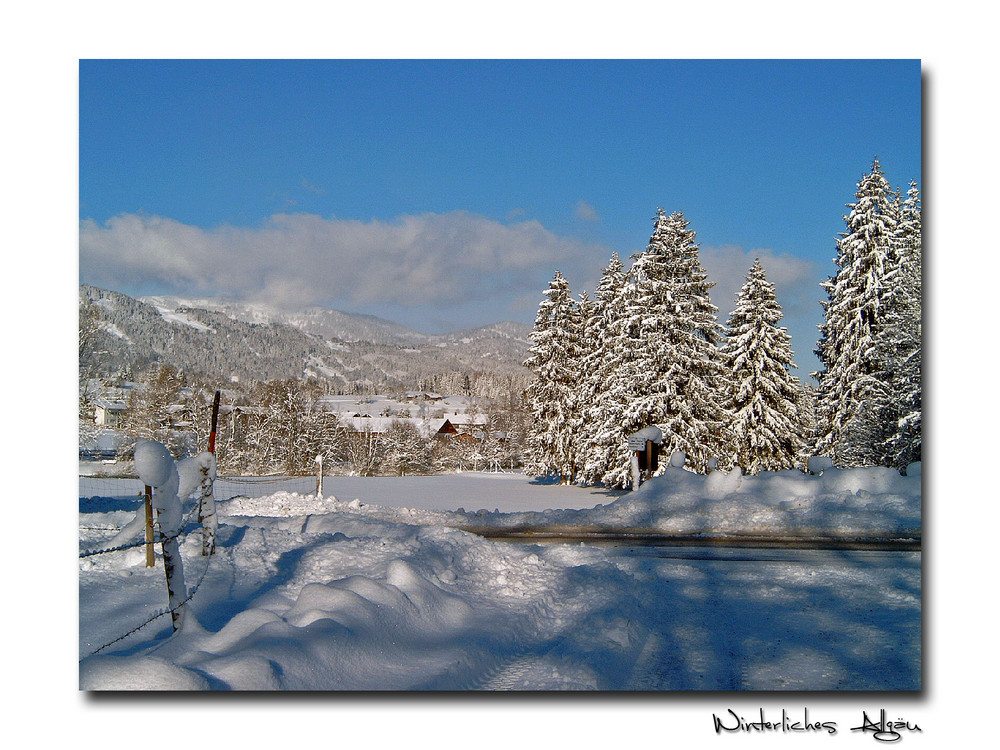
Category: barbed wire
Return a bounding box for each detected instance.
[80,473,304,657]
[81,476,319,511]
[87,547,215,656]
[79,536,157,558]
[79,500,202,558]
[82,474,311,486]
[222,475,313,485]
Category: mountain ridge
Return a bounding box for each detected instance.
[80,285,532,392]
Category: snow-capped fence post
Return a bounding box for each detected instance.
[135,440,187,632]
[143,485,155,567]
[315,454,324,499]
[159,508,186,632]
[198,456,218,556]
[201,390,221,556]
[179,451,218,557]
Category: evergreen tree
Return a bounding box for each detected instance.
[882,180,922,467]
[577,253,629,485]
[523,271,584,483]
[580,277,636,487]
[815,157,903,466]
[796,381,819,467]
[722,258,805,474]
[585,210,730,487]
[625,209,730,475]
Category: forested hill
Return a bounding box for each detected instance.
[79,285,532,392]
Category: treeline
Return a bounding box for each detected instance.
[85,365,530,476]
[524,159,921,486]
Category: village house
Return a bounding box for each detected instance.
[337,416,458,440]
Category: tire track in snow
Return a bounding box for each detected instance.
[475,653,555,690]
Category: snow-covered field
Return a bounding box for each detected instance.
[79,459,920,691]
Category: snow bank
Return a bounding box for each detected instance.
[453,462,922,540]
[207,463,921,540]
[82,517,606,690]
[79,655,210,690]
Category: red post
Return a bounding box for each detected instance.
[208,390,221,454]
[201,389,221,556]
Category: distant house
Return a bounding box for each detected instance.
[444,412,490,435]
[93,396,128,427]
[85,380,144,427]
[403,391,445,403]
[338,416,458,440]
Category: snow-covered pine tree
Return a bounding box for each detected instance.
[795,380,819,468]
[722,258,805,474]
[523,271,584,483]
[577,253,629,485]
[626,209,730,474]
[814,157,901,466]
[882,180,922,468]
[589,210,730,486]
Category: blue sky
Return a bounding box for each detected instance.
[79,59,922,377]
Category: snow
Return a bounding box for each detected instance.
[100,321,132,342]
[80,462,920,691]
[133,439,176,488]
[148,301,216,332]
[176,451,217,500]
[629,425,664,444]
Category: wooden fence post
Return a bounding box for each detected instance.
[156,492,186,631]
[200,390,221,556]
[199,462,217,556]
[144,485,155,567]
[316,454,324,498]
[135,439,186,632]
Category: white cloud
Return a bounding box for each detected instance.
[79,211,608,313]
[574,200,600,222]
[698,244,821,320]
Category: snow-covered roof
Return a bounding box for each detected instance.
[338,416,456,438]
[93,397,128,412]
[403,391,444,401]
[444,413,489,426]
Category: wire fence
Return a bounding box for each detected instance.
[79,475,231,658]
[80,466,328,658]
[79,474,320,508]
[85,548,215,656]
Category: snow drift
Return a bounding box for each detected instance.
[80,462,921,690]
